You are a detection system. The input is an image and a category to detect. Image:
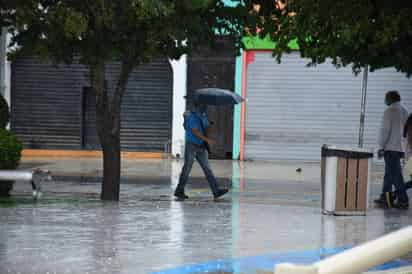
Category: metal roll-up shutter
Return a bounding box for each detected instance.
[245,52,362,161]
[12,56,173,152]
[245,52,412,161]
[11,56,84,149]
[120,59,173,152]
[84,58,173,152]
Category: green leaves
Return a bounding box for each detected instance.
[246,0,412,76]
[2,0,245,68]
[61,8,87,39]
[0,129,23,170]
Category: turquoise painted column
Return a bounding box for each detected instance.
[220,0,243,160]
[233,50,243,160]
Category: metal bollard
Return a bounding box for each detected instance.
[0,169,52,199]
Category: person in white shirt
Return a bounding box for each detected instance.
[375,90,409,209]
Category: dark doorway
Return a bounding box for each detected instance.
[187,37,236,159]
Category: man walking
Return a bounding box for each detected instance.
[174,103,228,200]
[375,91,409,209]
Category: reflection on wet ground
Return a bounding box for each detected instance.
[0,158,411,273]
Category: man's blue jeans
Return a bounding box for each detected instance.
[382,151,409,203]
[175,142,219,196]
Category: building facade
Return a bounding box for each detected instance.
[233,37,412,161]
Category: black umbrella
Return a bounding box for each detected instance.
[193,88,244,106]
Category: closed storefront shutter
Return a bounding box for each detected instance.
[244,52,412,161]
[11,56,84,149]
[12,56,173,152]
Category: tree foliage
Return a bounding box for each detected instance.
[0,129,23,197]
[0,0,246,200]
[2,1,244,64]
[245,0,412,75]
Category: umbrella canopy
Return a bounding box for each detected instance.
[193,88,244,106]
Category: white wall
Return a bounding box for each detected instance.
[0,28,11,108]
[169,55,187,158]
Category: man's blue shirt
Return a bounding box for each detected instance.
[186,111,208,145]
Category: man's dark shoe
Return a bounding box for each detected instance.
[374,192,395,208]
[393,201,409,210]
[214,189,229,200]
[174,192,189,200]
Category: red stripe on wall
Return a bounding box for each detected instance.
[240,51,248,161]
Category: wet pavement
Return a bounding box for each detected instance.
[0,158,411,274]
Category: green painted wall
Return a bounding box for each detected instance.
[242,36,299,50]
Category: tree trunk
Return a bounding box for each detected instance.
[90,60,132,201]
[100,130,121,201]
[90,62,121,201]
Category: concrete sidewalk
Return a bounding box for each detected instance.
[17,157,387,206]
[18,156,388,182]
[19,157,321,181]
[1,157,410,274]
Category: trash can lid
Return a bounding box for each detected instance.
[321,145,373,159]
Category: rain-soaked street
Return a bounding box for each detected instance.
[1,158,412,274]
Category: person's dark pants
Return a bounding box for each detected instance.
[175,142,219,196]
[382,151,409,203]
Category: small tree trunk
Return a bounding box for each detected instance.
[100,132,121,201]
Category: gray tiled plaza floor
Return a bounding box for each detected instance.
[0,158,411,274]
